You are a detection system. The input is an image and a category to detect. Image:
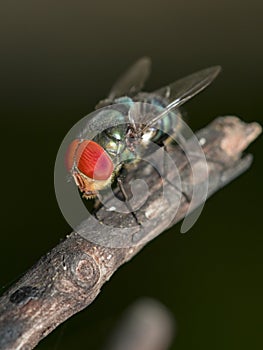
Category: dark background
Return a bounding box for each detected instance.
[1,1,262,349]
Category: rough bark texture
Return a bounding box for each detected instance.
[0,116,261,350]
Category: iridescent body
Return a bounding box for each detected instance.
[93,96,181,165]
[66,58,221,198]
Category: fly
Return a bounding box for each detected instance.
[66,58,221,200]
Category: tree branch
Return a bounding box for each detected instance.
[0,116,261,350]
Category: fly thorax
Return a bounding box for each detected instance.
[93,125,125,154]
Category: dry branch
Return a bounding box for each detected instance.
[0,116,261,350]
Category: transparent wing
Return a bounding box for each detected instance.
[108,57,151,100]
[143,66,221,130]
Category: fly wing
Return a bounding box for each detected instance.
[105,57,151,100]
[96,57,151,109]
[143,66,221,130]
[154,66,221,103]
[108,57,151,100]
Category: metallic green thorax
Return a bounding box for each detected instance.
[93,95,181,168]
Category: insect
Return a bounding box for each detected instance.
[66,58,221,200]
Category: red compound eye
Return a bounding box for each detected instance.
[66,139,114,181]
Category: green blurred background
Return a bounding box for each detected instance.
[0,0,262,349]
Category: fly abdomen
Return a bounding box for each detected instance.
[134,92,183,144]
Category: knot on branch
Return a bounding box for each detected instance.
[70,253,100,290]
[54,250,100,296]
[75,257,99,286]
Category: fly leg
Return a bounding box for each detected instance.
[114,137,142,227]
[162,142,191,203]
[116,176,142,226]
